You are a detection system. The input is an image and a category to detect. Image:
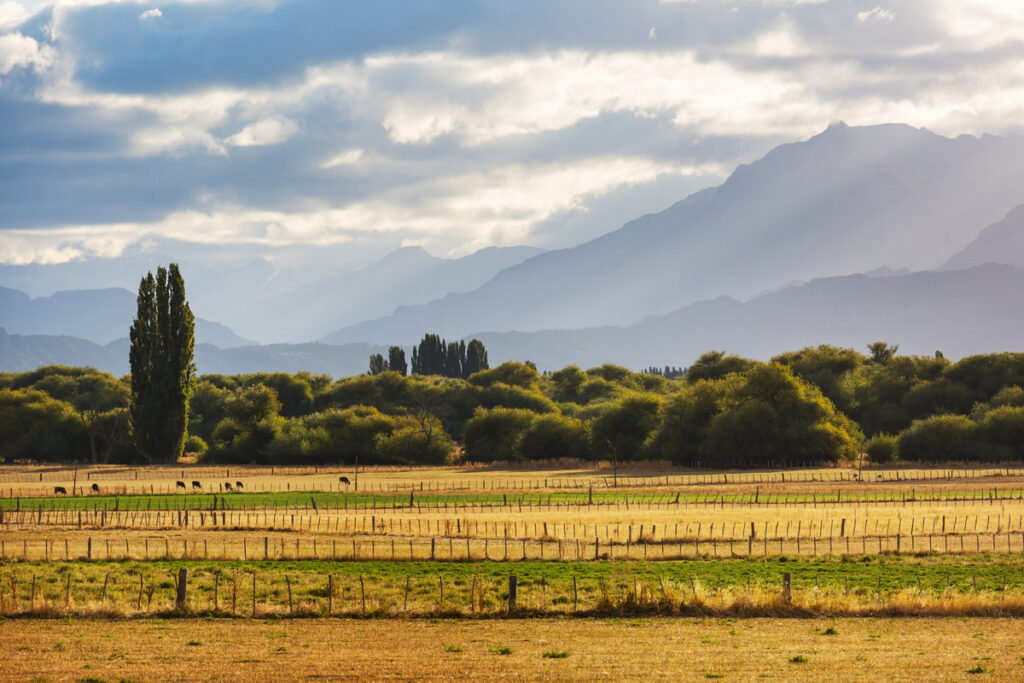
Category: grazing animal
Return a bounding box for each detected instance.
[876,474,884,480]
[176,481,187,490]
[54,486,67,495]
[235,481,244,489]
[224,482,233,491]
[339,476,351,485]
[91,483,100,493]
[192,480,202,490]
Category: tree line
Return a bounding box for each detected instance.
[369,335,489,379]
[5,344,1024,467]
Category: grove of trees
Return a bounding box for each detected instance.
[6,344,1024,467]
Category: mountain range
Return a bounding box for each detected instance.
[326,122,1024,344]
[229,245,543,343]
[3,122,1024,376]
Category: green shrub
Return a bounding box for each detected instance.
[864,433,898,463]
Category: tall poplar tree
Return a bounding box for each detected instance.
[129,264,196,464]
[465,339,489,376]
[388,346,408,376]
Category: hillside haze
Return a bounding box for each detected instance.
[327,123,1024,344]
[233,245,543,343]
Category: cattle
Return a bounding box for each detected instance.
[224,482,233,491]
[235,481,244,489]
[54,486,67,495]
[176,481,187,490]
[339,476,351,485]
[91,483,100,493]
[192,481,202,490]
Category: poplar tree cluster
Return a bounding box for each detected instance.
[370,334,488,378]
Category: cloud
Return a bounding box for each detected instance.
[225,115,300,147]
[857,7,894,24]
[320,148,363,169]
[0,31,54,73]
[0,1,28,30]
[2,0,1024,268]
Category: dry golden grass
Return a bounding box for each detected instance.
[2,617,1023,681]
[3,462,1023,497]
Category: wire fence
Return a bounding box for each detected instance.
[3,566,1024,619]
[3,529,1024,563]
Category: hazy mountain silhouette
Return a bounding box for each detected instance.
[6,265,1022,377]
[472,264,1024,369]
[327,123,1024,344]
[235,245,543,343]
[0,328,389,377]
[0,286,254,347]
[941,204,1024,271]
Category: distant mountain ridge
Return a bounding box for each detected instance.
[5,264,1023,377]
[942,204,1024,271]
[232,244,544,343]
[325,123,1024,344]
[472,263,1024,369]
[0,327,391,377]
[0,286,255,348]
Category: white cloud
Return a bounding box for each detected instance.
[224,115,300,147]
[857,7,894,23]
[0,155,723,262]
[138,7,161,21]
[745,17,811,57]
[320,148,364,169]
[0,1,28,30]
[0,32,54,74]
[931,0,1024,49]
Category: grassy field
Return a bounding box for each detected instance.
[2,617,1023,681]
[3,556,1024,619]
[3,464,1024,679]
[6,486,1024,511]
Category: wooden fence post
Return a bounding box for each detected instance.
[175,568,187,611]
[508,575,517,613]
[327,575,333,615]
[782,572,792,603]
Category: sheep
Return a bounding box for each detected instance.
[54,486,67,495]
[224,482,233,491]
[235,481,244,489]
[91,483,100,493]
[176,481,187,490]
[339,476,351,485]
[192,480,202,490]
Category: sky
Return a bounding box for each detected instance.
[1,0,1023,268]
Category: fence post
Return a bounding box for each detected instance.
[508,575,518,613]
[175,568,187,611]
[782,572,792,603]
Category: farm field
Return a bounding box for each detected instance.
[3,556,1024,618]
[3,463,1024,563]
[3,617,1023,681]
[2,464,1023,679]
